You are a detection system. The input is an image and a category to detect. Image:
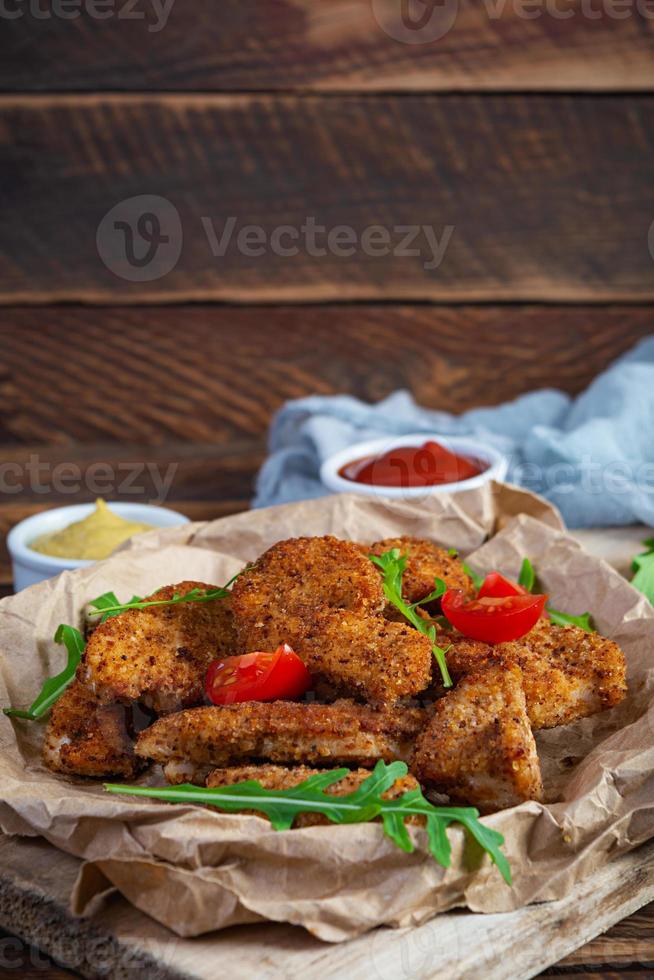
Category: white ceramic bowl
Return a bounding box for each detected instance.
[7,502,190,591]
[320,433,508,499]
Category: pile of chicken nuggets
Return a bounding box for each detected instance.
[43,534,627,814]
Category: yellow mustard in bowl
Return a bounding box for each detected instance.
[30,499,155,561]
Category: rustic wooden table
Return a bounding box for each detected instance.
[0,838,653,980]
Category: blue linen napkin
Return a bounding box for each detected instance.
[253,337,654,528]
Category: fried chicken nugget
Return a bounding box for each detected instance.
[299,609,432,703]
[80,581,239,714]
[42,680,141,778]
[434,619,627,730]
[368,536,470,605]
[412,664,543,811]
[502,619,627,730]
[231,536,385,652]
[205,764,421,827]
[136,699,427,784]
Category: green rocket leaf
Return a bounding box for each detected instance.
[631,538,654,607]
[3,624,84,720]
[88,571,243,623]
[369,549,452,688]
[105,760,511,884]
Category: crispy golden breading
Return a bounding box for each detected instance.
[136,699,427,784]
[431,628,497,681]
[42,680,141,778]
[80,581,239,714]
[368,536,470,604]
[231,536,385,652]
[205,764,421,826]
[411,664,543,811]
[502,619,627,729]
[299,609,432,703]
[433,619,627,730]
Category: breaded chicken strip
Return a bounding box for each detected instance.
[433,619,627,730]
[503,619,627,729]
[368,536,470,605]
[231,536,385,653]
[412,664,543,811]
[42,680,141,778]
[299,609,432,703]
[205,764,421,826]
[80,581,239,714]
[136,699,427,784]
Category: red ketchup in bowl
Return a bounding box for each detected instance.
[338,440,484,489]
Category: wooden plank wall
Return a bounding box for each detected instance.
[3,94,654,303]
[1,0,654,588]
[2,0,654,91]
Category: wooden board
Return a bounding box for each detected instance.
[1,834,653,980]
[3,0,654,93]
[2,305,652,443]
[2,96,654,303]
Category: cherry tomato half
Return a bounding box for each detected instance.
[478,572,528,599]
[441,589,548,644]
[205,644,311,705]
[477,571,549,620]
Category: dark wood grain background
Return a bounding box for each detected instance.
[2,1,654,974]
[3,0,654,91]
[3,94,654,303]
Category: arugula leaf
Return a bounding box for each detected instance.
[462,563,484,591]
[631,538,654,606]
[3,625,84,720]
[88,584,230,622]
[518,558,535,593]
[547,608,594,632]
[88,590,143,622]
[369,550,452,688]
[410,582,448,610]
[517,557,594,633]
[88,571,243,622]
[105,759,511,884]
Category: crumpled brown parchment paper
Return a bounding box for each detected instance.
[1,484,653,942]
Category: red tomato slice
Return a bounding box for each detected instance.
[441,589,548,644]
[477,571,549,620]
[478,572,528,599]
[205,644,311,705]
